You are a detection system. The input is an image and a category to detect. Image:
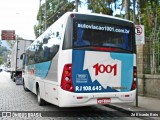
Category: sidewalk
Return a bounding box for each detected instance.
[110,96,160,111]
[106,96,160,119]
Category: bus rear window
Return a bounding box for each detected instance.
[73,20,134,52]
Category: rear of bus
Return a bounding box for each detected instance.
[58,13,136,107]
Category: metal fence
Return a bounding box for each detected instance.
[138,27,160,74]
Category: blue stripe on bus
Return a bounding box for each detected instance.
[27,61,51,91]
[110,53,133,92]
[28,61,51,79]
[35,61,51,79]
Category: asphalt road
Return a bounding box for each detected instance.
[0,71,147,120]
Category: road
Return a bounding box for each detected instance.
[0,71,149,120]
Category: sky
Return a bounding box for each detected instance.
[0,0,91,49]
[0,0,39,40]
[0,0,118,42]
[0,0,91,41]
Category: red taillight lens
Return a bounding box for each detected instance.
[131,81,136,90]
[133,67,137,78]
[131,67,137,90]
[61,64,74,92]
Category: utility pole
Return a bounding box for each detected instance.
[39,0,42,35]
[153,0,158,74]
[45,0,47,30]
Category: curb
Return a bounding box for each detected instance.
[106,104,132,115]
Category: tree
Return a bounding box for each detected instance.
[0,46,10,65]
[124,0,130,20]
[0,56,3,65]
[139,0,160,37]
[34,0,75,38]
[5,40,15,50]
[0,46,8,55]
[87,0,117,15]
[119,0,136,20]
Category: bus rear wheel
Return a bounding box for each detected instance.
[37,87,45,106]
[23,80,29,91]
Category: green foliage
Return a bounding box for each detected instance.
[34,0,160,39]
[0,46,7,56]
[0,56,3,65]
[139,0,160,37]
[87,0,116,15]
[34,0,74,38]
[0,46,10,65]
[5,40,15,49]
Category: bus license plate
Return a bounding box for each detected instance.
[97,98,111,104]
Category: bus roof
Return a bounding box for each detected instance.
[64,12,134,24]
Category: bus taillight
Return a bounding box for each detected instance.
[61,64,74,92]
[133,67,137,78]
[131,67,137,90]
[131,81,136,90]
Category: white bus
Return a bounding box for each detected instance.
[23,12,137,107]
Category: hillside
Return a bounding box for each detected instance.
[0,43,11,65]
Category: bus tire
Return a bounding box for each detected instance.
[10,72,13,79]
[37,87,45,106]
[23,79,29,91]
[13,78,15,82]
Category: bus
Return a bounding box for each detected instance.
[23,12,137,107]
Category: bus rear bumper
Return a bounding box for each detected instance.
[58,88,136,107]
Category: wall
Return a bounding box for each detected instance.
[138,74,160,98]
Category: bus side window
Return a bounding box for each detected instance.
[42,23,61,61]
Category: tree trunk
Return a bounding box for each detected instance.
[125,0,130,20]
[75,0,78,12]
[133,0,136,23]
